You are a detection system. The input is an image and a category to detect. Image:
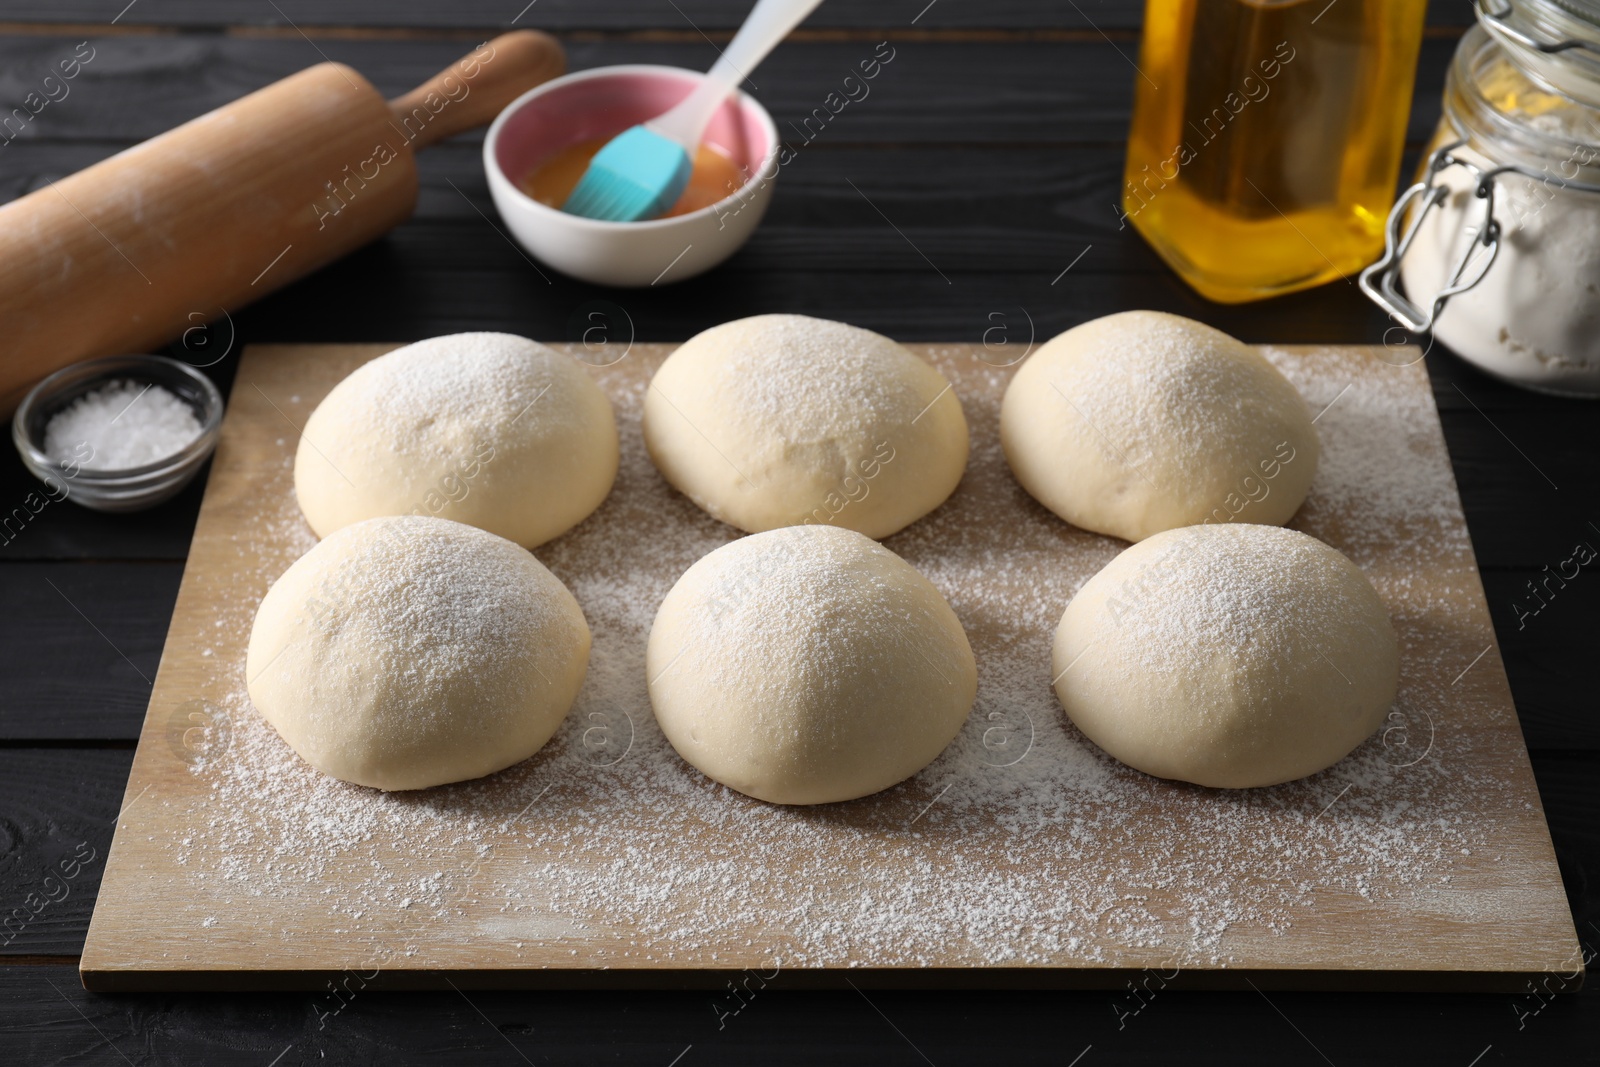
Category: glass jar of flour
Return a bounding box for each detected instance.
[1362,2,1600,396]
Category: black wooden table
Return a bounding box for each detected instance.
[1,2,1595,1063]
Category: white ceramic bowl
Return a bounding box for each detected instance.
[483,64,779,287]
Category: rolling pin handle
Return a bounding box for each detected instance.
[388,30,566,153]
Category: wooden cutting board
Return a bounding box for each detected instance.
[80,341,1581,992]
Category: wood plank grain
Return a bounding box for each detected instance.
[0,448,208,563]
[1482,571,1600,752]
[0,145,1515,331]
[0,142,1197,275]
[0,564,174,738]
[1532,751,1600,947]
[0,748,130,956]
[0,0,1484,31]
[0,0,1157,32]
[5,959,1597,1067]
[229,257,1406,351]
[0,34,1457,147]
[1437,411,1594,552]
[2,140,1407,278]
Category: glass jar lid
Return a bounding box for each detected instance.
[1477,0,1600,106]
[1448,21,1600,183]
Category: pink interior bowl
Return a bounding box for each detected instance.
[483,65,780,287]
[492,69,773,194]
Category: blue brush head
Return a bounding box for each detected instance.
[562,126,694,222]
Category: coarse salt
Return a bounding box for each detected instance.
[44,379,203,470]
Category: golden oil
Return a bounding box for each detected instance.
[1121,0,1427,303]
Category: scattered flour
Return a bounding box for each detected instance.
[163,344,1511,973]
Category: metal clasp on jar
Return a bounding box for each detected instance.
[1361,136,1600,332]
[1476,0,1600,61]
[1359,139,1503,333]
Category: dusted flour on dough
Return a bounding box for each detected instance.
[1002,311,1318,541]
[172,344,1500,971]
[643,315,968,538]
[1054,524,1399,789]
[295,332,618,548]
[647,525,977,805]
[246,515,591,791]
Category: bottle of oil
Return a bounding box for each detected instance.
[1121,0,1427,303]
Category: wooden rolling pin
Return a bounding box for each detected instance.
[0,30,565,413]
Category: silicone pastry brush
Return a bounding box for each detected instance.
[563,0,823,221]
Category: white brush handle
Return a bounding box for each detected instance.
[646,0,825,149]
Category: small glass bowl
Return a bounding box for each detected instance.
[12,355,225,513]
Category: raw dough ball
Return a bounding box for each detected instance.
[246,516,590,791]
[642,314,968,539]
[1053,524,1398,789]
[1001,311,1318,542]
[295,332,618,549]
[647,525,977,804]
